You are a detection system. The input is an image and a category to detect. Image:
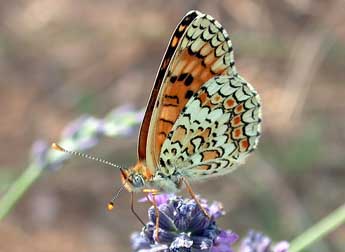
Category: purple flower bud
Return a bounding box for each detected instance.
[61,115,102,152]
[104,105,143,137]
[272,241,289,252]
[170,234,193,251]
[139,193,173,206]
[188,210,211,233]
[213,231,238,252]
[61,116,90,139]
[239,231,289,252]
[30,140,64,171]
[191,236,213,251]
[156,229,178,244]
[148,207,177,231]
[30,140,49,168]
[131,232,151,251]
[208,201,225,219]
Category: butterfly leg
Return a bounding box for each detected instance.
[182,177,211,219]
[130,191,146,226]
[144,191,160,242]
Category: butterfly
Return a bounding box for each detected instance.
[120,10,261,197]
[52,10,261,228]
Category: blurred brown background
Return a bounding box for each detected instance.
[0,1,344,252]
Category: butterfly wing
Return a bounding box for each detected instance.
[159,75,261,180]
[138,11,237,172]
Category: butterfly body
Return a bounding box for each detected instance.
[122,10,262,194]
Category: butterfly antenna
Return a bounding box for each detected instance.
[51,142,122,170]
[107,183,127,211]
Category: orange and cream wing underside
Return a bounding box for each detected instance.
[159,75,261,179]
[138,10,237,171]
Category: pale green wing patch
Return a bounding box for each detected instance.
[159,75,262,180]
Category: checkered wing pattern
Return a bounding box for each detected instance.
[139,11,237,171]
[159,75,261,180]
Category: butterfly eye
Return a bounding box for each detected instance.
[131,174,145,188]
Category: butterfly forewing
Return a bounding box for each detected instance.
[138,11,198,162]
[139,11,237,171]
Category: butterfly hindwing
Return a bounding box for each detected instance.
[141,11,237,171]
[159,75,261,180]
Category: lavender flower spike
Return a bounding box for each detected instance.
[239,230,289,252]
[131,194,238,252]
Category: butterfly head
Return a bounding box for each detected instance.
[120,162,153,192]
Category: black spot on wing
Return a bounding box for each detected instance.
[185,90,194,99]
[170,75,177,83]
[178,73,188,81]
[185,74,194,86]
[160,158,166,167]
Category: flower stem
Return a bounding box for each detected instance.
[0,164,43,220]
[289,203,345,252]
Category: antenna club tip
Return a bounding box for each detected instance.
[107,202,115,211]
[51,142,64,152]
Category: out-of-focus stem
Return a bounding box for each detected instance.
[289,203,345,252]
[0,164,42,220]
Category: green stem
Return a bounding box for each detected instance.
[289,203,345,252]
[0,164,43,220]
